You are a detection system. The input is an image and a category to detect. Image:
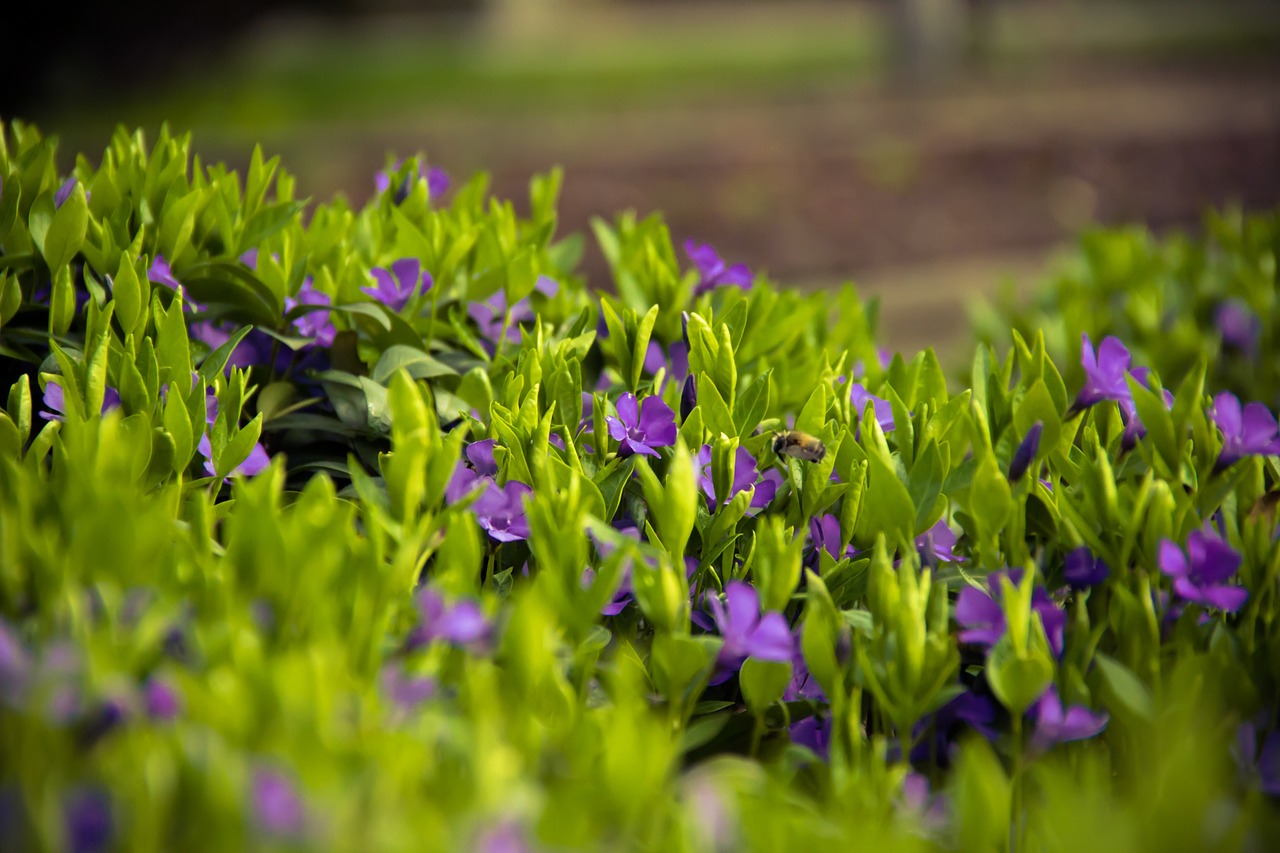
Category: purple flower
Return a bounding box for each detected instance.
[364,258,432,312]
[143,677,181,721]
[380,663,438,710]
[851,348,894,380]
[910,691,998,766]
[1217,300,1260,355]
[473,480,533,542]
[1158,528,1248,612]
[694,445,782,512]
[850,383,895,432]
[685,239,753,295]
[789,714,831,759]
[1211,391,1280,471]
[954,570,1065,657]
[475,820,532,853]
[1074,334,1133,409]
[586,523,643,615]
[253,768,306,836]
[707,581,793,681]
[409,588,491,648]
[1029,685,1108,750]
[375,162,450,203]
[809,514,854,565]
[916,519,962,566]
[680,374,697,421]
[146,253,203,312]
[445,440,499,504]
[54,177,79,209]
[197,390,271,478]
[606,393,676,458]
[285,278,336,348]
[1235,721,1280,796]
[1008,422,1042,483]
[468,276,559,353]
[40,380,121,422]
[899,773,948,831]
[64,787,113,853]
[1063,547,1110,589]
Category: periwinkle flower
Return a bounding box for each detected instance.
[910,691,998,767]
[473,480,533,542]
[143,677,181,721]
[1073,334,1133,409]
[1008,422,1042,483]
[409,588,491,648]
[64,787,113,853]
[380,663,438,711]
[694,445,782,512]
[146,254,201,311]
[285,278,336,348]
[850,383,895,433]
[40,380,121,422]
[809,514,855,565]
[1029,685,1108,750]
[680,374,697,421]
[707,581,793,682]
[364,257,432,312]
[1063,547,1110,589]
[1210,391,1280,472]
[789,714,832,759]
[468,276,559,352]
[1217,300,1260,355]
[916,519,962,566]
[585,523,643,615]
[685,239,753,296]
[899,773,949,832]
[197,390,271,478]
[606,393,677,458]
[1158,528,1248,612]
[955,570,1065,657]
[253,768,306,836]
[446,439,499,504]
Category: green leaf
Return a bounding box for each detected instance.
[740,658,792,714]
[372,345,459,385]
[238,199,306,255]
[986,634,1054,717]
[216,414,264,479]
[1092,651,1155,724]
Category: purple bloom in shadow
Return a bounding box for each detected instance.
[790,714,831,759]
[410,588,491,648]
[446,439,499,504]
[1029,685,1108,751]
[955,570,1065,657]
[364,258,432,312]
[1235,721,1280,796]
[809,514,855,566]
[707,581,793,683]
[1217,300,1260,355]
[607,393,676,458]
[916,520,962,567]
[694,445,782,512]
[380,663,438,711]
[1211,391,1280,471]
[1158,528,1248,612]
[685,239,753,295]
[474,480,533,542]
[253,768,306,836]
[285,278,336,348]
[1063,547,1110,589]
[1074,334,1132,409]
[851,383,895,432]
[197,390,271,478]
[1008,422,1042,482]
[143,677,181,721]
[64,787,113,853]
[910,691,998,767]
[680,374,697,421]
[40,380,121,422]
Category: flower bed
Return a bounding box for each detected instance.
[1,124,1279,850]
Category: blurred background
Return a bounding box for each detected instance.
[7,0,1280,356]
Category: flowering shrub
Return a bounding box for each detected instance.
[2,123,1280,850]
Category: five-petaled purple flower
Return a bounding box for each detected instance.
[1210,391,1280,472]
[408,588,491,649]
[607,393,677,458]
[694,445,783,512]
[473,480,533,542]
[850,383,895,433]
[285,278,337,348]
[707,581,793,682]
[809,514,856,566]
[40,380,121,422]
[364,258,432,312]
[1029,685,1108,751]
[916,519,962,567]
[1216,300,1260,355]
[1063,546,1110,589]
[685,239,753,296]
[1158,527,1248,612]
[253,768,306,836]
[1074,334,1133,409]
[955,569,1065,657]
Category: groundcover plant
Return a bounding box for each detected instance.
[1,123,1279,851]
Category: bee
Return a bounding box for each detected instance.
[773,430,827,463]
